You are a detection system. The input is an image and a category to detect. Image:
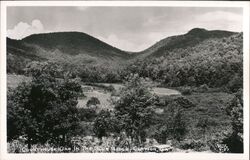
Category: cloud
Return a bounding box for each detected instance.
[7,19,44,39]
[192,11,242,32]
[6,8,243,51]
[197,11,242,23]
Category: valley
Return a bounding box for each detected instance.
[6,28,243,153]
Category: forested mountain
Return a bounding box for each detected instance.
[135,28,237,58]
[7,32,130,74]
[7,28,242,88]
[126,32,242,91]
[22,32,129,59]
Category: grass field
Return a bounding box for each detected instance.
[173,92,233,140]
[78,85,113,110]
[7,74,31,88]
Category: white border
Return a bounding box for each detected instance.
[0,1,249,160]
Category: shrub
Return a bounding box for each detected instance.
[174,96,195,109]
[86,97,100,108]
[180,86,192,95]
[78,108,97,122]
[227,74,243,93]
[224,89,243,153]
[114,74,158,145]
[154,102,187,143]
[207,139,229,153]
[93,110,115,139]
[7,62,83,149]
[180,139,206,151]
[197,84,209,92]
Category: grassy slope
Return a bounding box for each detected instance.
[7,74,31,88]
[135,28,237,59]
[157,92,234,141]
[186,92,233,139]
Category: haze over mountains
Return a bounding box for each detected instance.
[7,28,240,74]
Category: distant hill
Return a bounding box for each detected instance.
[7,32,131,74]
[7,28,240,75]
[22,32,129,59]
[123,30,242,89]
[135,28,237,58]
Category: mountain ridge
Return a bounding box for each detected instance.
[17,31,130,59]
[7,28,239,74]
[135,28,237,58]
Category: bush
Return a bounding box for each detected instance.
[227,74,243,93]
[78,108,97,122]
[207,139,229,153]
[224,89,243,153]
[114,74,158,145]
[180,139,206,151]
[180,86,192,95]
[174,96,195,109]
[93,110,115,139]
[197,84,209,92]
[86,97,100,108]
[7,62,83,149]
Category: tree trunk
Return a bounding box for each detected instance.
[27,137,31,153]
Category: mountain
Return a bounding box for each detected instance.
[7,28,239,74]
[135,28,237,58]
[7,32,130,74]
[21,32,129,59]
[123,29,242,88]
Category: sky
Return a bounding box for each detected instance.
[7,7,243,52]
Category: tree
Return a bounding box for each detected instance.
[86,97,100,108]
[114,74,158,146]
[7,62,83,150]
[154,101,186,143]
[196,116,211,140]
[224,89,243,153]
[78,108,97,122]
[93,110,113,139]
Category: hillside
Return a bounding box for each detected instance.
[124,31,242,90]
[7,32,130,74]
[135,28,237,58]
[22,32,129,59]
[7,28,241,85]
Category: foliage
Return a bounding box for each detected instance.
[208,138,229,153]
[6,29,243,153]
[179,139,206,151]
[173,96,195,109]
[7,62,83,148]
[123,33,243,91]
[78,65,122,83]
[86,97,101,108]
[226,89,243,136]
[180,86,192,95]
[93,110,119,139]
[153,100,187,143]
[8,30,243,89]
[114,74,158,145]
[196,116,218,140]
[224,89,243,153]
[78,108,97,122]
[196,84,209,92]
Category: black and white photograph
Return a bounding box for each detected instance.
[0,1,249,160]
